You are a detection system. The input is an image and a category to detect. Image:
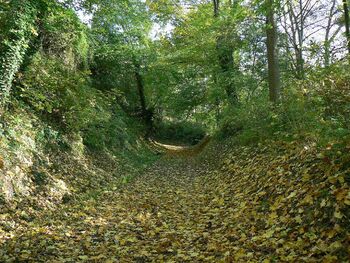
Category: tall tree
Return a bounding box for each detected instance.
[281,0,319,79]
[344,0,350,54]
[89,0,154,132]
[324,0,342,67]
[134,60,153,134]
[213,0,238,105]
[213,0,219,17]
[266,0,281,103]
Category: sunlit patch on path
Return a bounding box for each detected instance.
[151,135,211,157]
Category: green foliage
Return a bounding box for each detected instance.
[0,0,38,107]
[307,63,350,129]
[2,0,157,162]
[8,3,94,132]
[88,0,154,117]
[154,120,206,145]
[83,102,134,151]
[18,53,93,131]
[40,5,89,69]
[218,61,350,148]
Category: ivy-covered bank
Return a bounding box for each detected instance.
[0,0,42,107]
[0,101,157,204]
[0,0,158,210]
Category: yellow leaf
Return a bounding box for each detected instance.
[78,255,89,260]
[30,27,38,36]
[190,251,199,257]
[263,229,275,238]
[234,249,246,260]
[326,229,336,239]
[303,194,313,205]
[287,191,297,199]
[334,211,343,219]
[329,241,343,251]
[302,173,311,182]
[295,216,302,224]
[269,212,278,220]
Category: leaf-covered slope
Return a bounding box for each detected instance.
[0,101,158,246]
[209,141,350,261]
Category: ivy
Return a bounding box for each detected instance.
[0,0,38,108]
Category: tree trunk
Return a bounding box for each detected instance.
[216,36,238,104]
[324,42,331,67]
[0,0,38,109]
[324,0,335,67]
[213,0,238,105]
[324,0,342,67]
[295,47,304,79]
[134,62,153,135]
[297,0,304,79]
[213,0,219,18]
[266,0,281,103]
[284,0,310,79]
[344,0,350,54]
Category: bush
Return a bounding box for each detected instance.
[153,121,206,145]
[308,63,350,129]
[83,112,132,151]
[12,5,92,132]
[17,53,93,132]
[218,61,350,147]
[78,91,143,152]
[40,5,89,70]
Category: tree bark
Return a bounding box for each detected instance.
[296,0,304,79]
[213,0,219,17]
[266,0,281,103]
[324,0,339,67]
[213,0,238,105]
[287,0,303,79]
[134,62,153,135]
[344,0,350,54]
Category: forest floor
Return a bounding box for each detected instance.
[0,138,349,262]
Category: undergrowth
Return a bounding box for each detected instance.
[153,120,206,145]
[218,61,350,152]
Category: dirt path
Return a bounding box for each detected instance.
[1,142,238,262]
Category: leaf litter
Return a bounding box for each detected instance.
[0,139,349,262]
